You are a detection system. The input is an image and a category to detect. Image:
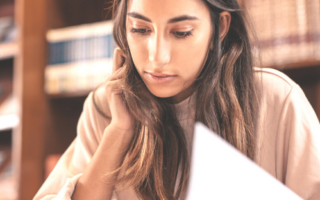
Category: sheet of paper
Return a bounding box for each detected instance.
[186,122,302,200]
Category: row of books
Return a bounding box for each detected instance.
[246,0,320,68]
[45,20,116,94]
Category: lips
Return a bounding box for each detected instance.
[146,72,176,78]
[144,72,177,84]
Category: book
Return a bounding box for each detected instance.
[45,20,116,95]
[186,123,302,200]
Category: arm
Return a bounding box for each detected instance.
[34,48,132,200]
[72,48,133,200]
[278,84,320,200]
[72,125,133,200]
[33,91,110,200]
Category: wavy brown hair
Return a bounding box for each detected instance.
[106,0,258,199]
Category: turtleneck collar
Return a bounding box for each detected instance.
[174,91,197,121]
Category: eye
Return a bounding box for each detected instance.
[130,28,193,39]
[172,31,193,39]
[130,28,150,35]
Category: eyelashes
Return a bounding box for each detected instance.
[172,31,193,39]
[130,28,193,39]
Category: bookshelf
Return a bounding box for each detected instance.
[0,58,17,200]
[0,58,18,133]
[47,91,94,99]
[273,60,320,70]
[45,20,115,95]
[13,0,110,199]
[0,0,18,192]
[2,0,320,200]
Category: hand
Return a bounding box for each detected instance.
[104,48,134,133]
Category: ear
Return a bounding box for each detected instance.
[219,11,231,42]
[209,11,231,50]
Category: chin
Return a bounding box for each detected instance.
[147,86,179,99]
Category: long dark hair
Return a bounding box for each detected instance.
[108,0,258,199]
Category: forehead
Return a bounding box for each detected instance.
[127,0,210,21]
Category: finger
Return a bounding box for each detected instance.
[112,48,126,73]
[108,65,126,81]
[105,79,125,94]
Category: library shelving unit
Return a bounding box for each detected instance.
[7,0,320,200]
[13,0,110,199]
[0,0,18,199]
[0,57,18,200]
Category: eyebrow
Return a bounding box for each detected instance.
[127,12,199,23]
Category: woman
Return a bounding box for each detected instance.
[34,0,320,199]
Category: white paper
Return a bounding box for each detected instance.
[186,122,302,200]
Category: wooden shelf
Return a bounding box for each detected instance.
[0,42,18,60]
[267,60,320,83]
[47,90,91,99]
[266,59,320,70]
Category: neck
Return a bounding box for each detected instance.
[170,84,197,104]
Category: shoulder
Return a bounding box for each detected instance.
[253,67,298,104]
[252,67,307,127]
[254,67,295,85]
[81,84,111,127]
[252,67,318,135]
[254,67,297,92]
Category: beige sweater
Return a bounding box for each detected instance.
[34,68,320,200]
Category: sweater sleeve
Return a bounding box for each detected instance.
[33,90,111,200]
[277,84,320,200]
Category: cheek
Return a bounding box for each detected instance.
[127,34,149,72]
[173,35,210,80]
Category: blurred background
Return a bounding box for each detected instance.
[0,0,319,199]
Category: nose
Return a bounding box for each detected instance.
[148,32,170,68]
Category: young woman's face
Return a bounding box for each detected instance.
[126,0,212,102]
